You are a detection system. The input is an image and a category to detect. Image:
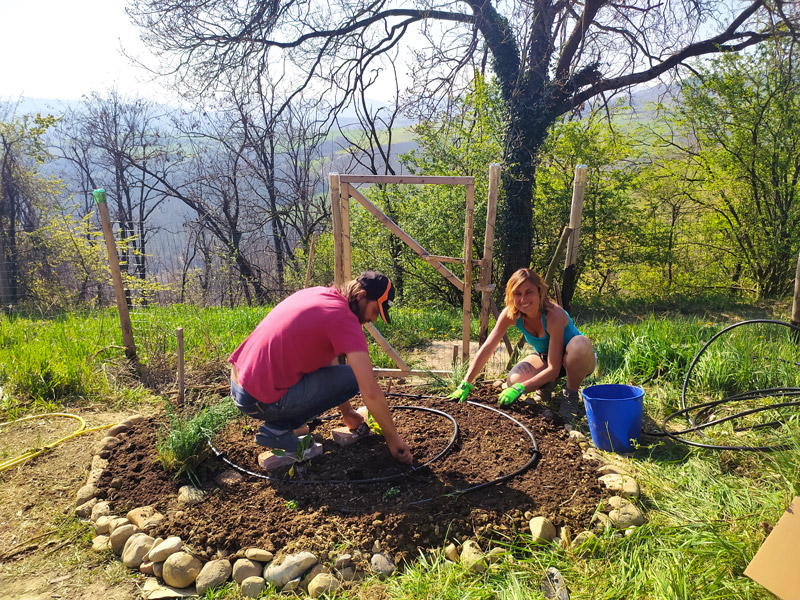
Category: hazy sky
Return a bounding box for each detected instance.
[0,0,165,101]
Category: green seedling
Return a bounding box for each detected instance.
[272,434,315,477]
[366,412,383,436]
[285,499,299,510]
[383,486,400,499]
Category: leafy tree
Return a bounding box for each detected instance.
[55,91,171,306]
[667,42,800,298]
[0,109,60,306]
[127,0,798,284]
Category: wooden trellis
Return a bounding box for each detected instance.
[330,165,501,378]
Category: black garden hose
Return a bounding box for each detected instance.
[208,405,458,484]
[660,319,800,451]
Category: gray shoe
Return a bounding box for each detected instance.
[557,388,583,422]
[255,424,301,451]
[531,380,558,403]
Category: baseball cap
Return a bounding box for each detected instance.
[357,271,394,324]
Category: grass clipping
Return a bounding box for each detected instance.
[156,400,238,481]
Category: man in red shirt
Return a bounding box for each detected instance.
[229,271,413,464]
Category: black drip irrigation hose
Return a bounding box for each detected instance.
[208,393,541,502]
[404,398,541,506]
[208,405,458,484]
[661,319,800,451]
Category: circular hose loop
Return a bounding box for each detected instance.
[663,319,800,451]
[0,413,112,472]
[208,405,459,484]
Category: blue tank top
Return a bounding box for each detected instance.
[516,311,581,354]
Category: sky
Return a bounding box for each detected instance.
[0,0,166,101]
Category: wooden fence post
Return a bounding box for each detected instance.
[561,165,588,313]
[93,189,136,359]
[478,164,500,346]
[176,327,184,406]
[792,249,800,342]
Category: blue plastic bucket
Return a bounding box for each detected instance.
[581,384,644,453]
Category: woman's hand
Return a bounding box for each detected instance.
[446,380,473,402]
[498,383,525,407]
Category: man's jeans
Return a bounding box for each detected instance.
[230,365,359,431]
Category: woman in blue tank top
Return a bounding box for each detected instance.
[448,268,596,420]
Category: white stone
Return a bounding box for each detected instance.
[232,558,262,583]
[91,501,112,522]
[195,559,232,595]
[110,524,141,554]
[263,551,318,588]
[127,506,165,530]
[244,548,273,562]
[122,534,155,569]
[459,540,485,573]
[444,543,459,562]
[308,573,340,598]
[91,535,111,552]
[75,497,98,518]
[75,484,100,507]
[162,551,202,588]
[240,576,265,598]
[177,485,205,506]
[529,516,557,545]
[148,536,183,562]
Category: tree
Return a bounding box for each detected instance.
[665,41,800,298]
[127,0,798,284]
[55,91,171,306]
[0,109,60,306]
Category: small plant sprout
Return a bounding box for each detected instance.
[285,499,299,510]
[383,486,401,499]
[272,434,315,477]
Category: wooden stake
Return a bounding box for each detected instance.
[93,189,136,359]
[462,182,475,362]
[304,232,318,288]
[791,248,800,339]
[562,166,588,313]
[176,327,184,406]
[479,164,500,346]
[330,173,344,287]
[341,183,352,281]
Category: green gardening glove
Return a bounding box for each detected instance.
[498,383,525,407]
[447,380,473,402]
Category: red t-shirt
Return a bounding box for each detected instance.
[228,287,368,404]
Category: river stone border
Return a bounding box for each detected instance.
[76,415,646,598]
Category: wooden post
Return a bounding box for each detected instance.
[561,165,588,313]
[176,327,185,406]
[93,189,136,359]
[304,233,318,288]
[479,164,500,346]
[462,182,475,362]
[792,248,800,341]
[330,173,344,287]
[341,183,352,281]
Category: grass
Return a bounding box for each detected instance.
[2,298,799,599]
[156,398,239,482]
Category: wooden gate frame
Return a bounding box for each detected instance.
[330,164,501,378]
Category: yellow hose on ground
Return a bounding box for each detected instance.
[0,413,113,473]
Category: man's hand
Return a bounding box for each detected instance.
[498,383,525,407]
[387,437,413,464]
[446,380,473,402]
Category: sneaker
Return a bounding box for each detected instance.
[529,380,557,404]
[255,423,301,451]
[557,388,583,422]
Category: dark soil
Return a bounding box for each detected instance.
[96,384,604,566]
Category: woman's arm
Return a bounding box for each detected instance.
[518,306,568,392]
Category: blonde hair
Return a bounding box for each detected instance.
[504,268,552,320]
